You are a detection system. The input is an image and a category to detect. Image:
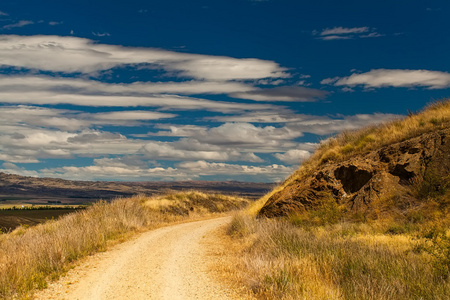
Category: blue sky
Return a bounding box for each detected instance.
[0,0,449,182]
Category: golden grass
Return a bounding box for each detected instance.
[225,213,450,300]
[144,190,250,215]
[0,191,250,299]
[246,185,284,217]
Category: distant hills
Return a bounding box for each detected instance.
[0,172,274,204]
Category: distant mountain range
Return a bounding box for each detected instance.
[0,172,274,203]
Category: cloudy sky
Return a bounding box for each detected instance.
[0,0,449,182]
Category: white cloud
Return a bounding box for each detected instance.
[49,21,62,26]
[139,140,263,162]
[341,87,354,93]
[0,11,8,16]
[141,141,231,161]
[2,20,34,30]
[274,149,311,165]
[314,26,382,40]
[39,164,185,181]
[322,69,450,89]
[0,104,399,166]
[285,113,400,135]
[205,110,299,123]
[200,123,300,147]
[0,120,147,162]
[145,125,209,138]
[230,86,328,102]
[360,32,384,38]
[320,26,369,36]
[0,75,254,96]
[0,35,288,80]
[152,122,302,152]
[167,57,289,81]
[176,160,294,181]
[93,111,176,121]
[0,106,269,164]
[206,111,401,138]
[0,91,275,112]
[0,75,276,112]
[0,105,176,131]
[33,159,293,182]
[0,163,39,177]
[92,32,110,37]
[319,35,352,41]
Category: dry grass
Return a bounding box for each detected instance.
[0,191,250,299]
[225,213,450,300]
[264,99,450,204]
[143,190,250,216]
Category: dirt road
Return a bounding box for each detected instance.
[34,217,243,300]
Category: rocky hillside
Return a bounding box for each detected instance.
[259,100,450,219]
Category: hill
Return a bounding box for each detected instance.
[223,100,450,299]
[258,100,450,222]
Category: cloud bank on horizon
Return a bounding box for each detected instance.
[0,0,449,182]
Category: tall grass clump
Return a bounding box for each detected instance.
[0,192,250,299]
[144,190,249,216]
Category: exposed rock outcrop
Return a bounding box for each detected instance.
[259,128,450,218]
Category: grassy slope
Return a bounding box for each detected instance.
[224,100,450,299]
[0,191,249,299]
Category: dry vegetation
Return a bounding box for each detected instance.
[0,191,249,299]
[226,212,450,300]
[226,182,450,299]
[223,99,450,299]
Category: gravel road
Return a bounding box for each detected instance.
[34,217,243,300]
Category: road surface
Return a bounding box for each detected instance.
[34,217,244,300]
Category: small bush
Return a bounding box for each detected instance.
[227,214,255,237]
[319,149,341,164]
[416,226,450,278]
[416,162,450,200]
[340,143,354,154]
[289,193,342,227]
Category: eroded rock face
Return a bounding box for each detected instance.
[258,128,450,218]
[334,165,373,193]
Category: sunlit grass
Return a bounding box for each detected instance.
[226,213,450,299]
